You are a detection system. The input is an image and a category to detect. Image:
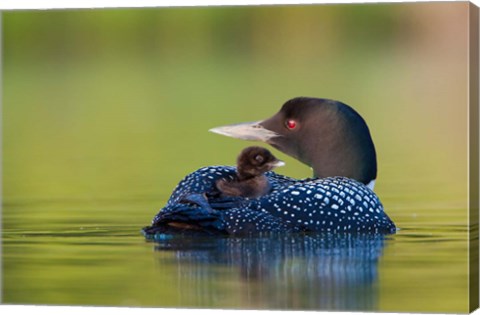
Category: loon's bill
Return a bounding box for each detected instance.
[209,121,279,142]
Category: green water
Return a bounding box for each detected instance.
[1,4,474,313]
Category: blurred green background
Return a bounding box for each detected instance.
[2,2,472,312]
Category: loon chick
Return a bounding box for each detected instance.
[143,97,396,236]
[216,146,285,199]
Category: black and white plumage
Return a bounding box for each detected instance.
[143,97,396,236]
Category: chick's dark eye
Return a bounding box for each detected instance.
[286,119,297,130]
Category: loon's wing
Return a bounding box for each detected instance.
[156,165,297,219]
[164,166,237,207]
[145,166,299,236]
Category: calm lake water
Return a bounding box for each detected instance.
[2,4,473,313]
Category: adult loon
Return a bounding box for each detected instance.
[143,97,396,236]
[216,146,285,199]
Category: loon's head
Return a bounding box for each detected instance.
[210,97,377,185]
[236,146,285,180]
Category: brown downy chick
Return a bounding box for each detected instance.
[216,146,285,199]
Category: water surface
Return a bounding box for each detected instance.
[2,195,469,312]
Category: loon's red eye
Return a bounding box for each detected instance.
[286,119,297,130]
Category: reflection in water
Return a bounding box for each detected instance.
[150,234,387,311]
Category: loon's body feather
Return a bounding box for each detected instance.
[145,166,396,236]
